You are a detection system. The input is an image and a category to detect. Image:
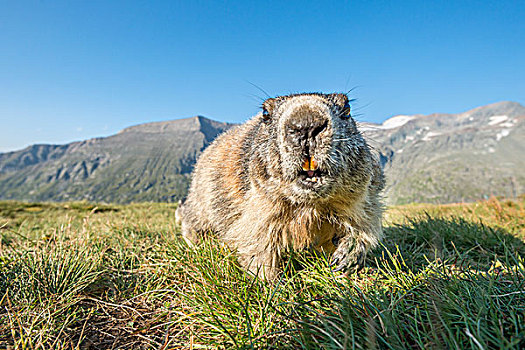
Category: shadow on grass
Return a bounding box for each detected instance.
[378,215,525,270]
[293,215,525,349]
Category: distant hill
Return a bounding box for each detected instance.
[1,102,524,204]
[360,101,525,204]
[0,116,233,203]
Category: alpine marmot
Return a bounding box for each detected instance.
[177,93,385,280]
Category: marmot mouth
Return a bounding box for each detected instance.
[297,156,326,187]
[298,169,326,187]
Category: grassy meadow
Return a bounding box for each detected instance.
[0,197,524,349]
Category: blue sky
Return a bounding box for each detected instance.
[1,1,524,152]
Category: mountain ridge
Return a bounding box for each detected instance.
[0,116,234,203]
[1,102,524,204]
[361,101,525,204]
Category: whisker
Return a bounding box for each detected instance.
[245,81,271,99]
[333,138,353,142]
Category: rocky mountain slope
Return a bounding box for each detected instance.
[1,101,523,204]
[360,101,525,204]
[0,117,233,203]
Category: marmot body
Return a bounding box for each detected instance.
[177,93,384,279]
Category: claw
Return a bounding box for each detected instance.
[332,263,347,273]
[330,239,367,274]
[330,251,343,268]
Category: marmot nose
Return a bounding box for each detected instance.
[309,120,328,139]
[289,119,328,141]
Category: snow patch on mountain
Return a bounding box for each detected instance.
[499,119,517,128]
[496,129,511,141]
[422,131,441,141]
[488,115,508,126]
[379,115,415,129]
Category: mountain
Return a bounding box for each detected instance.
[0,116,234,203]
[360,101,525,204]
[1,102,524,205]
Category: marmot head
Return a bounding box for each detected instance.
[260,93,370,203]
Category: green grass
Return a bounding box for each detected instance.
[0,197,524,349]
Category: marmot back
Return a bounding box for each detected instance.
[178,93,385,280]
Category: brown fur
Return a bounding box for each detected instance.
[177,93,385,280]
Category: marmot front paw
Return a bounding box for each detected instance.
[330,239,367,273]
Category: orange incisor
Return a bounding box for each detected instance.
[302,156,318,171]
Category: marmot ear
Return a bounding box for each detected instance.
[262,98,276,121]
[331,93,351,119]
[331,93,349,107]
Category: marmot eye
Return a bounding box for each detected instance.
[262,108,271,121]
[340,102,351,119]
